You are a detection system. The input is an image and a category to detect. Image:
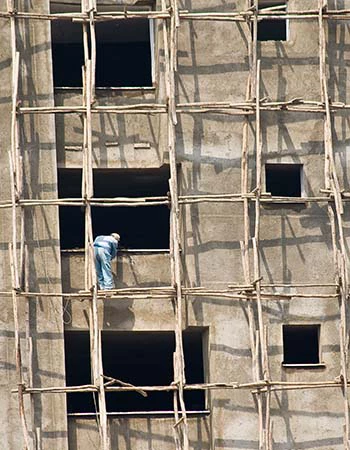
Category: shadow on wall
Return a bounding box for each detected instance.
[14,5,69,448]
[68,417,210,450]
[177,0,248,293]
[270,386,344,450]
[328,0,348,104]
[328,0,350,193]
[212,391,344,449]
[55,104,162,169]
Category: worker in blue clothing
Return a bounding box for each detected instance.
[93,233,120,290]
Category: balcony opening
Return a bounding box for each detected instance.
[58,167,170,250]
[65,330,206,414]
[265,163,302,197]
[257,0,287,41]
[51,2,153,88]
[283,325,320,365]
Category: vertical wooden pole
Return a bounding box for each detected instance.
[251,2,270,448]
[9,50,20,290]
[8,0,21,191]
[7,0,32,447]
[89,0,96,102]
[81,0,108,446]
[162,0,189,448]
[241,0,257,419]
[255,330,264,450]
[253,57,268,449]
[252,0,258,95]
[172,353,181,450]
[9,246,31,450]
[264,325,272,450]
[82,0,89,288]
[319,1,350,448]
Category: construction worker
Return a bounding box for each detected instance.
[93,233,120,290]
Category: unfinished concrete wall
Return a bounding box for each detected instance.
[0,0,349,449]
[179,0,347,448]
[0,0,68,449]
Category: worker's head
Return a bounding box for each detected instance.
[111,233,120,242]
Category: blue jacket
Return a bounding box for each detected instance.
[93,235,119,259]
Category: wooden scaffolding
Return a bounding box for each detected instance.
[2,0,350,448]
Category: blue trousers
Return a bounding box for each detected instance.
[94,247,115,290]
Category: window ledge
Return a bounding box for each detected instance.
[120,249,170,254]
[68,410,210,418]
[54,86,156,92]
[282,363,326,369]
[261,198,308,210]
[259,39,287,43]
[261,196,307,204]
[61,249,170,254]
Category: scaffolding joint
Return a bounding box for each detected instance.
[173,415,185,428]
[253,276,263,287]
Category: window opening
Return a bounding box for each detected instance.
[58,167,170,250]
[51,3,84,87]
[265,163,302,197]
[51,3,153,88]
[257,0,287,41]
[282,325,320,365]
[64,331,96,413]
[95,19,152,88]
[65,330,206,414]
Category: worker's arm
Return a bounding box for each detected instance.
[110,240,118,259]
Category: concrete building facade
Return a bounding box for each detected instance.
[0,0,350,449]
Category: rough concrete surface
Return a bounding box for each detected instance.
[0,0,349,449]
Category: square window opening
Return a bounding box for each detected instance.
[51,3,153,88]
[58,167,170,250]
[283,324,320,365]
[257,0,287,41]
[265,163,302,197]
[65,330,206,414]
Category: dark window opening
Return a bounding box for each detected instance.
[58,167,170,250]
[257,1,287,41]
[51,4,153,88]
[65,330,206,414]
[265,163,302,197]
[283,325,320,365]
[65,331,96,413]
[51,21,84,88]
[95,20,152,88]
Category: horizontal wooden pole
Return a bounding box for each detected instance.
[19,106,167,115]
[0,11,171,21]
[0,286,341,301]
[13,379,350,395]
[3,191,350,210]
[16,99,350,116]
[2,9,350,22]
[184,289,339,300]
